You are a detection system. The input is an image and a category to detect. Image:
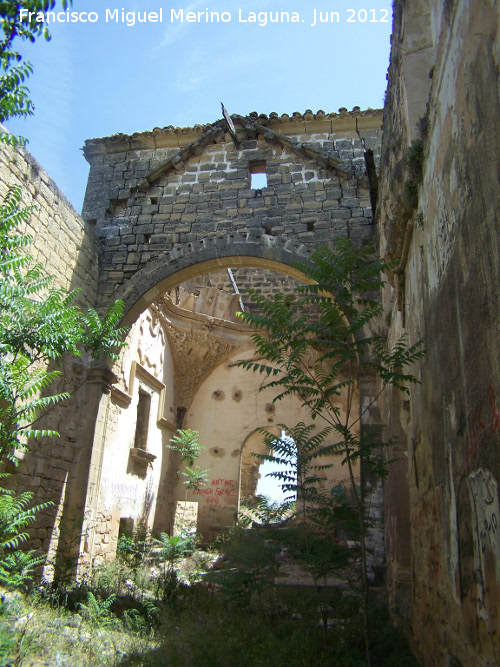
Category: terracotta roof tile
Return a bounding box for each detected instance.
[83,108,382,152]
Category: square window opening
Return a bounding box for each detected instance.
[249,160,267,189]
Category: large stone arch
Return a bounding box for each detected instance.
[78,233,385,563]
[84,111,382,325]
[108,233,315,326]
[73,109,385,562]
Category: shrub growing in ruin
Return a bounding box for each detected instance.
[167,429,209,492]
[0,185,127,585]
[0,185,127,464]
[238,238,424,665]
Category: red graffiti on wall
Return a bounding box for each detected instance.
[411,488,442,578]
[463,386,500,473]
[193,479,238,505]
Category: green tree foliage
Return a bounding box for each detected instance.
[252,423,360,547]
[0,185,128,465]
[151,531,196,601]
[238,238,425,665]
[0,185,127,589]
[255,423,335,520]
[0,2,128,593]
[168,428,205,466]
[167,429,209,492]
[239,493,292,527]
[0,483,52,588]
[78,591,121,629]
[245,423,358,647]
[0,1,72,131]
[179,465,209,492]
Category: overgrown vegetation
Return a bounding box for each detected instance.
[237,238,424,665]
[0,187,127,465]
[167,429,209,494]
[0,9,420,663]
[0,485,51,591]
[0,183,127,583]
[401,138,424,212]
[0,523,419,666]
[0,358,418,664]
[0,144,126,599]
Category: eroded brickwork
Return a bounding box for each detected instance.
[81,111,382,320]
[0,133,101,568]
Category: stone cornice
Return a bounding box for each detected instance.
[154,296,254,345]
[82,108,383,158]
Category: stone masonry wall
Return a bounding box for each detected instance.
[0,133,98,307]
[379,2,500,665]
[180,267,308,314]
[0,134,101,567]
[81,111,382,319]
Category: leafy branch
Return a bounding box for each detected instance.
[0,185,128,465]
[0,1,73,126]
[237,238,425,666]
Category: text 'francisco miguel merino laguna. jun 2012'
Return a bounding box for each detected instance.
[18,7,391,28]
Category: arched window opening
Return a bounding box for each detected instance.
[256,430,297,505]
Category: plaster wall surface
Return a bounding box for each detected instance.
[81,277,365,555]
[89,309,177,562]
[380,2,500,664]
[182,347,359,541]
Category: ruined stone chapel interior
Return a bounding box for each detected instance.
[1,2,500,665]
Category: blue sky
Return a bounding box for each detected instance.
[256,432,297,504]
[6,1,392,211]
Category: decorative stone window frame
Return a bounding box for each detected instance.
[111,361,176,432]
[129,446,156,466]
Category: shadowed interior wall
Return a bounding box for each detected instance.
[379,2,500,664]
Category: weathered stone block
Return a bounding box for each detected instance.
[111,253,127,263]
[303,201,322,210]
[340,199,359,209]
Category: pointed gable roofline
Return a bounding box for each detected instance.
[137,115,356,192]
[82,108,382,191]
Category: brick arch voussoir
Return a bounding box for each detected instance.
[101,232,315,326]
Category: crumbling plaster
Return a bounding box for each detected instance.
[182,346,359,542]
